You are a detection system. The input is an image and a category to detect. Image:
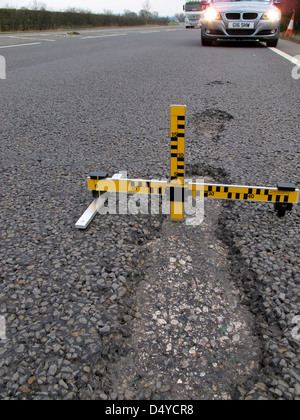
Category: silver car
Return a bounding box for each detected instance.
[201,0,281,46]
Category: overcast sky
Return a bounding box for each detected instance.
[1,0,186,16]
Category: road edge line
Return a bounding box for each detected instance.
[0,42,41,49]
[268,47,300,66]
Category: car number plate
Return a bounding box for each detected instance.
[228,22,254,29]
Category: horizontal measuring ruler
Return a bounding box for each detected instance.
[87,177,299,205]
[189,182,299,204]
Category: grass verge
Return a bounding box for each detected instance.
[279,31,300,44]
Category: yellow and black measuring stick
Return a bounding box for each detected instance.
[170,105,186,221]
[86,177,299,207]
[188,181,299,217]
[85,176,298,208]
[80,175,298,227]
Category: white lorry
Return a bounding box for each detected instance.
[183,1,208,28]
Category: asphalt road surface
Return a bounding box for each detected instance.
[0,27,300,401]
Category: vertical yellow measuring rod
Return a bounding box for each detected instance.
[170,105,186,221]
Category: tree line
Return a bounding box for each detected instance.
[0,8,169,32]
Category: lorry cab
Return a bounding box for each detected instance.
[183,1,210,28]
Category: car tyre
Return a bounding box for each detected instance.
[266,38,278,47]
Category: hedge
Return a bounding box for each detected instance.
[0,9,169,32]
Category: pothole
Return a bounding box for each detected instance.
[191,109,233,142]
[93,105,260,399]
[103,176,261,400]
[92,109,263,400]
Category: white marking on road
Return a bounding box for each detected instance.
[268,47,300,66]
[0,42,41,49]
[81,33,126,39]
[8,36,55,42]
[139,30,161,34]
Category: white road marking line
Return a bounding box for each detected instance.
[81,33,126,39]
[7,36,35,38]
[0,42,41,49]
[139,30,161,34]
[7,36,55,41]
[268,47,300,66]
